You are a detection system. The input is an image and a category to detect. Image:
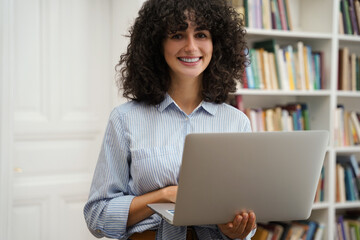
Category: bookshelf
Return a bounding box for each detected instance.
[231,0,360,239]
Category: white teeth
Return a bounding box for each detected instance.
[179,57,200,63]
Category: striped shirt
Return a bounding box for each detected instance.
[84,93,256,239]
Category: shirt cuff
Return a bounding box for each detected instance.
[101,195,135,239]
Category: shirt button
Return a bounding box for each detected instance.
[95,229,102,234]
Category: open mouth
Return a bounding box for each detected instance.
[178,57,202,63]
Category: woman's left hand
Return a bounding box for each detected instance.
[217,211,256,239]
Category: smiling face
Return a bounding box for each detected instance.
[162,20,213,82]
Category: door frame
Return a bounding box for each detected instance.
[0,0,13,238]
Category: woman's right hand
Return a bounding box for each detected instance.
[127,185,178,227]
[161,185,178,203]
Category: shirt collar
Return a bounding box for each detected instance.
[157,93,218,116]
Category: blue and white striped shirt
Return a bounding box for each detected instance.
[84,94,256,239]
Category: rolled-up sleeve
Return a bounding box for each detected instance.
[83,109,133,239]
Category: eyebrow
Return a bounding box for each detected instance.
[174,27,209,32]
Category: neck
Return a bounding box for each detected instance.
[168,76,203,115]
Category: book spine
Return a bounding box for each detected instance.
[272,0,282,29]
[357,55,360,90]
[244,0,249,27]
[306,46,314,90]
[341,0,350,34]
[351,53,357,90]
[297,42,306,90]
[250,49,260,89]
[245,66,254,89]
[285,47,295,90]
[350,111,360,141]
[314,54,321,90]
[284,0,292,30]
[344,0,354,34]
[277,0,288,30]
[348,0,360,34]
[355,0,360,34]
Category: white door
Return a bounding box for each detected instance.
[0,0,141,239]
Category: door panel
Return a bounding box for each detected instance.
[10,0,113,239]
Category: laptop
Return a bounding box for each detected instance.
[147,130,329,226]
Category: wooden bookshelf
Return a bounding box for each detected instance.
[232,0,360,239]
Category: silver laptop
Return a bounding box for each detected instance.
[148,130,329,226]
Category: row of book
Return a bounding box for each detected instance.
[241,102,311,132]
[339,0,360,35]
[336,211,360,240]
[242,39,324,91]
[253,220,325,240]
[232,0,293,31]
[336,154,360,202]
[314,166,325,203]
[334,106,360,147]
[338,48,360,91]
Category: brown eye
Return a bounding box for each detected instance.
[170,34,182,40]
[196,33,207,38]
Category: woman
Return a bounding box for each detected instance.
[84,0,257,239]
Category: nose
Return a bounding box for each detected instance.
[184,36,197,53]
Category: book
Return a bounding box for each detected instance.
[339,11,345,34]
[355,1,360,35]
[268,52,279,89]
[337,154,360,198]
[277,0,288,30]
[262,0,272,30]
[256,49,265,89]
[343,0,354,34]
[277,47,289,90]
[350,111,360,141]
[351,53,357,91]
[300,103,310,130]
[253,39,282,89]
[340,47,350,90]
[347,220,360,239]
[246,65,255,89]
[244,0,249,27]
[283,0,292,30]
[336,163,346,202]
[271,0,282,30]
[357,55,360,90]
[341,0,350,34]
[348,0,360,35]
[296,42,306,90]
[252,225,270,240]
[313,223,325,240]
[250,49,261,89]
[284,46,296,90]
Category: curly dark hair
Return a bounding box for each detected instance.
[116,0,248,105]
